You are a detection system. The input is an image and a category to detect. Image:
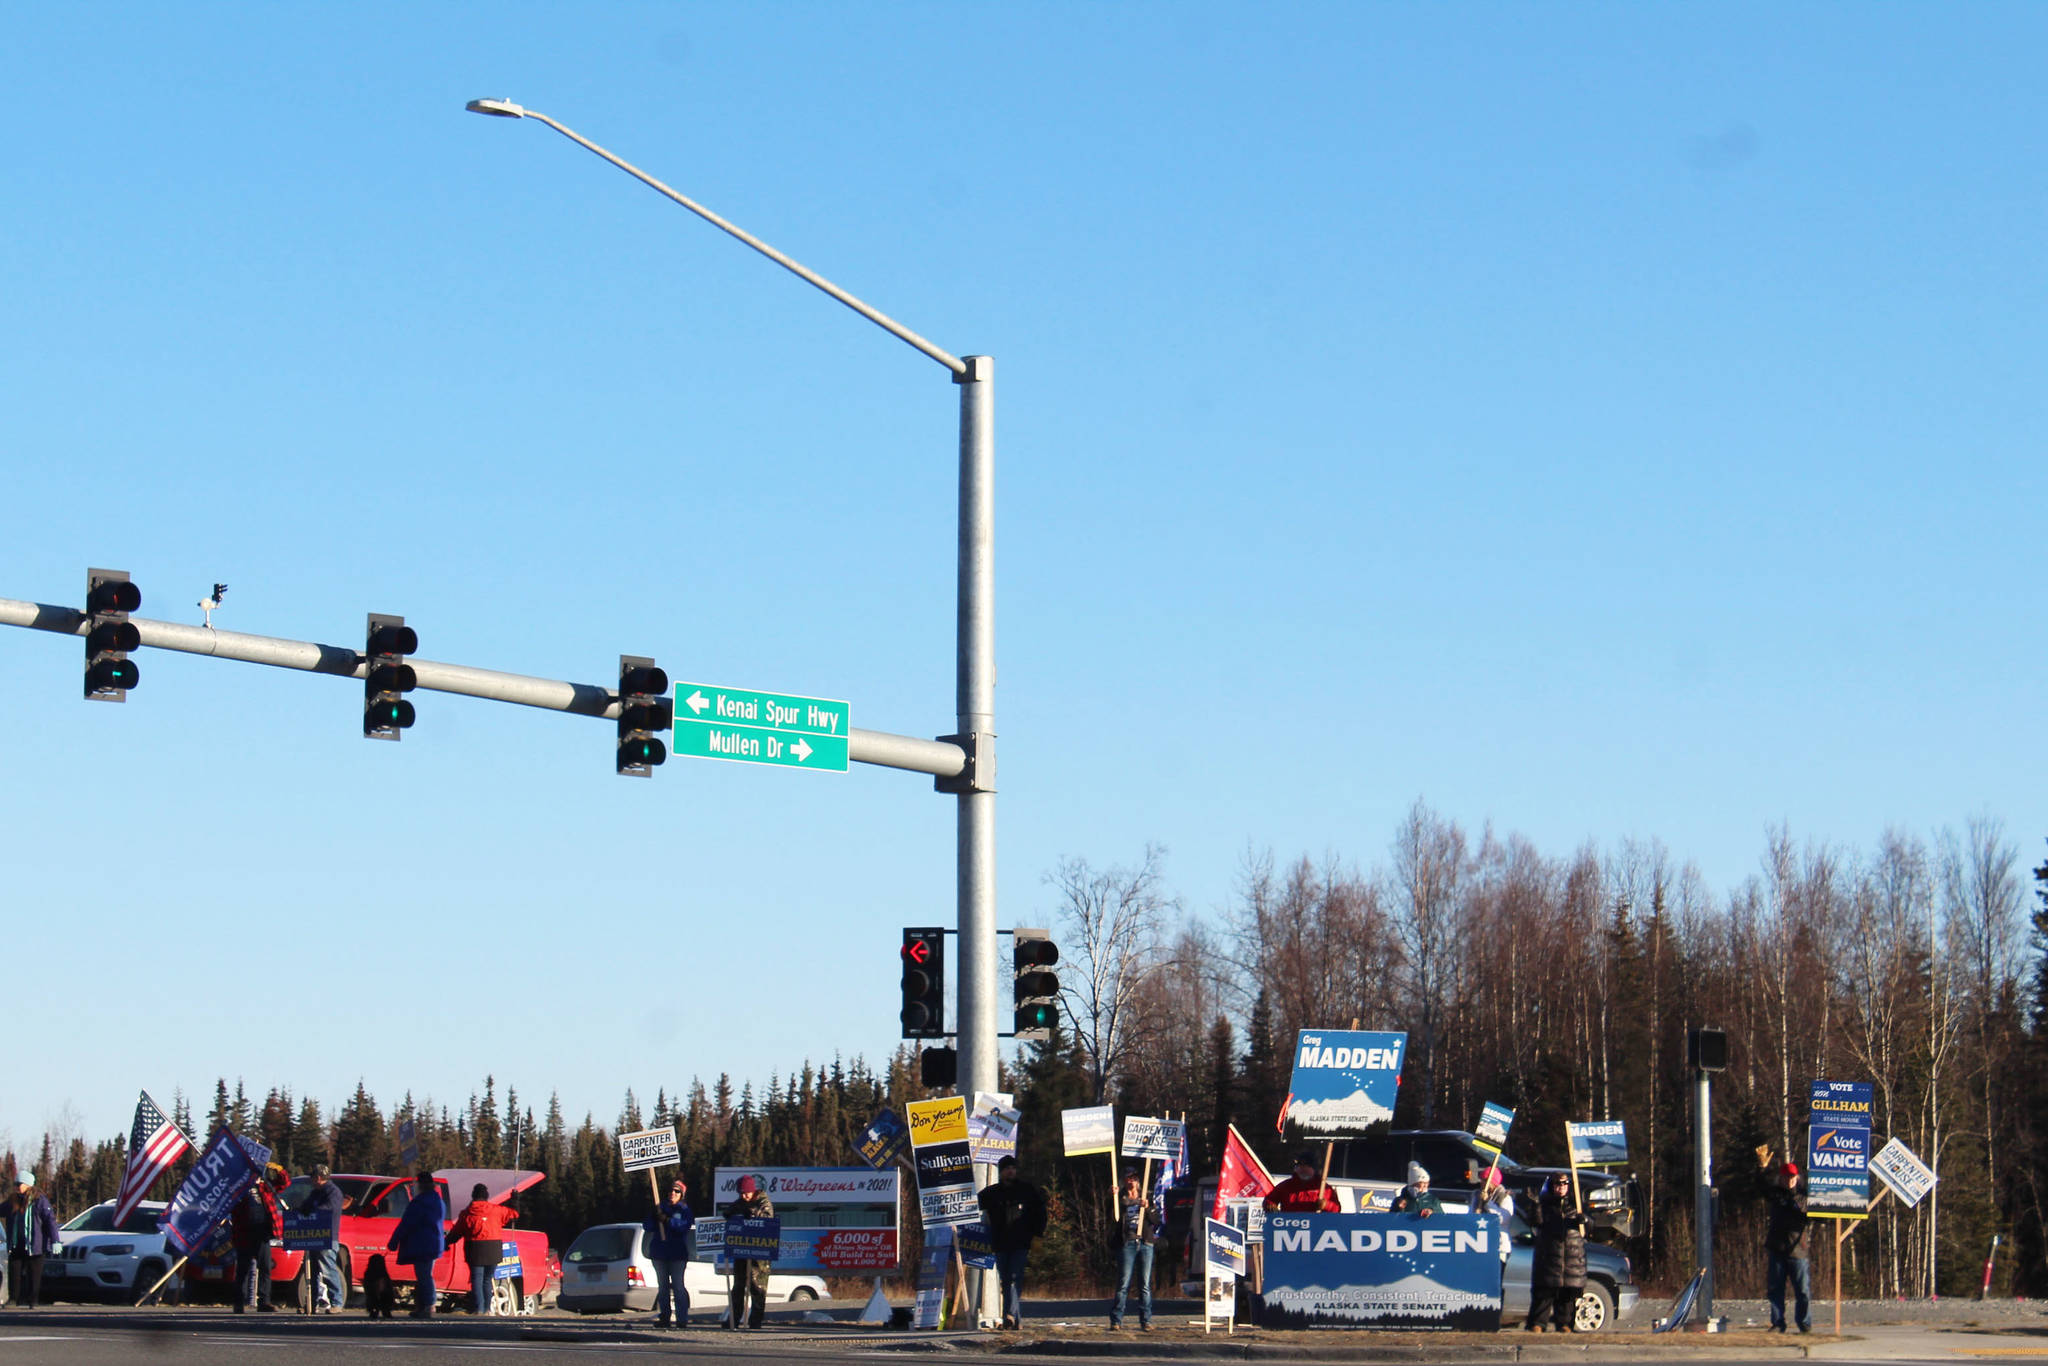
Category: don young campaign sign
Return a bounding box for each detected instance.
[1263,1212,1501,1331]
[1284,1029,1406,1138]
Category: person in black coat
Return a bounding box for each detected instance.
[976,1157,1047,1330]
[1522,1172,1587,1332]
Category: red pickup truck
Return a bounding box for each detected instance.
[269,1167,552,1313]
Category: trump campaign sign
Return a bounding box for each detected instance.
[1283,1030,1406,1139]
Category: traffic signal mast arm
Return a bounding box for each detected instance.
[0,593,968,779]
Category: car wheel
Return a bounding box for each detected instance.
[789,1286,818,1301]
[490,1275,520,1316]
[1573,1281,1615,1333]
[133,1261,168,1306]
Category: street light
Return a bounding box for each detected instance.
[464,99,999,1106]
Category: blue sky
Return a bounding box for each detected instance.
[4,2,2042,1147]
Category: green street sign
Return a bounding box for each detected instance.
[671,682,851,773]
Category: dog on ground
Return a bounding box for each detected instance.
[362,1258,398,1319]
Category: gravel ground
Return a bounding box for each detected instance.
[1691,1296,2047,1328]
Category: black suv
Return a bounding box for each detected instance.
[1330,1129,1643,1238]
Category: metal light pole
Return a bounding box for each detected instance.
[462,100,1000,1106]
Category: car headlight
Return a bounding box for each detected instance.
[97,1244,136,1256]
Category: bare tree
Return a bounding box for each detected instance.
[1049,844,1179,1104]
[1388,800,1469,1125]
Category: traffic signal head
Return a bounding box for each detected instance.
[616,656,671,777]
[84,569,141,702]
[1012,928,1060,1040]
[363,613,418,741]
[919,1046,957,1089]
[1688,1027,1729,1072]
[900,927,946,1039]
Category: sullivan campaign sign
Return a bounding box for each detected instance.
[160,1127,261,1257]
[1807,1080,1874,1217]
[1263,1212,1501,1330]
[907,1096,978,1228]
[1283,1029,1406,1138]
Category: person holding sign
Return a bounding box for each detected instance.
[1758,1152,1812,1334]
[1109,1172,1161,1331]
[644,1177,696,1329]
[232,1165,289,1313]
[447,1182,519,1315]
[304,1165,348,1312]
[976,1156,1047,1331]
[1262,1152,1340,1214]
[1391,1162,1443,1217]
[723,1176,775,1331]
[1523,1173,1586,1333]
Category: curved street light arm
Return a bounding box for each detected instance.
[487,102,965,376]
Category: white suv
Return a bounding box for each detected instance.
[44,1200,176,1305]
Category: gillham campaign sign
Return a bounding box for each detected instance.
[1262,1211,1501,1330]
[1284,1030,1406,1139]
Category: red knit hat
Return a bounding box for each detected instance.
[1781,1161,1800,1178]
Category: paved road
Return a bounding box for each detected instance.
[4,1306,2044,1365]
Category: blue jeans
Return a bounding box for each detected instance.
[1768,1255,1811,1331]
[315,1249,343,1308]
[1112,1242,1153,1327]
[653,1259,690,1325]
[413,1262,437,1315]
[471,1262,494,1314]
[995,1248,1029,1323]
[234,1248,270,1308]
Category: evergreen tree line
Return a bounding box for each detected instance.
[8,804,2046,1301]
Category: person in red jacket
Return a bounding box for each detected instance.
[232,1165,289,1313]
[1263,1152,1341,1213]
[445,1183,519,1315]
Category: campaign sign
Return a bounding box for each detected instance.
[492,1249,523,1281]
[908,1097,978,1228]
[1121,1116,1186,1160]
[1263,1211,1502,1330]
[956,1221,996,1270]
[1062,1104,1116,1156]
[618,1126,680,1174]
[969,1093,1020,1166]
[1473,1103,1515,1155]
[1869,1137,1937,1208]
[1205,1218,1247,1278]
[160,1128,261,1257]
[726,1216,781,1261]
[855,1108,909,1170]
[1285,1030,1406,1138]
[279,1209,337,1252]
[1807,1081,1874,1217]
[691,1216,726,1260]
[914,1226,952,1329]
[1566,1120,1629,1167]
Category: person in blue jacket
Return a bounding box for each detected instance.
[6,1172,62,1308]
[388,1173,447,1318]
[643,1175,697,1329]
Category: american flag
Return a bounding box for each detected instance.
[1153,1121,1191,1218]
[113,1091,194,1224]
